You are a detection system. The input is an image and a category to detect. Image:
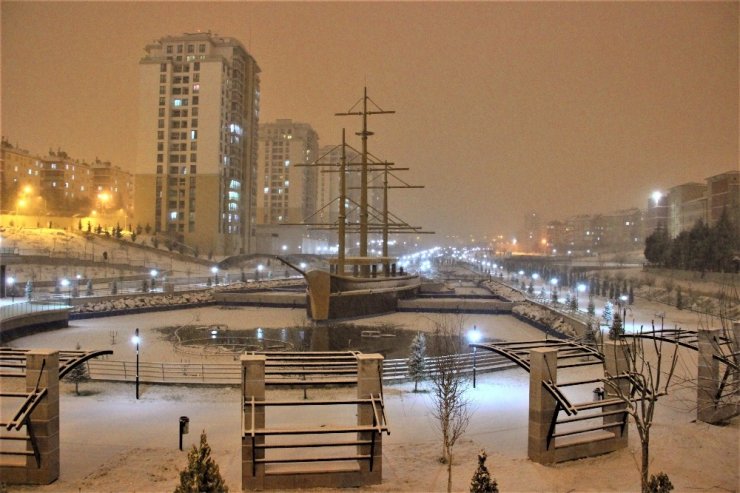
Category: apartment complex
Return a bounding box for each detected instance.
[1,139,131,217]
[539,169,738,255]
[134,32,260,256]
[256,120,319,225]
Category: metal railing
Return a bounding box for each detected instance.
[86,351,516,386]
[0,300,71,322]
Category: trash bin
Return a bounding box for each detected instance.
[180,416,189,434]
[593,387,605,401]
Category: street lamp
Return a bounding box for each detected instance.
[577,283,586,310]
[468,325,481,388]
[150,269,158,291]
[131,328,141,399]
[60,278,70,298]
[257,264,263,281]
[6,276,15,301]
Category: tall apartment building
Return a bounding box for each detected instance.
[316,144,361,225]
[91,159,134,218]
[707,170,739,233]
[665,182,707,237]
[135,32,260,255]
[256,120,319,225]
[1,140,41,213]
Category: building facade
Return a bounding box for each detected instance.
[134,32,261,255]
[706,170,739,233]
[256,120,319,225]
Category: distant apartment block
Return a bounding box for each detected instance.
[1,139,131,217]
[707,170,739,233]
[256,120,319,225]
[134,32,260,256]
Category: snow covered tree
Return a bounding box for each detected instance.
[602,301,614,326]
[175,431,228,493]
[603,327,679,493]
[587,296,596,317]
[427,315,473,493]
[675,287,683,310]
[110,280,118,295]
[407,332,427,392]
[568,293,578,312]
[469,449,498,493]
[25,280,33,300]
[647,472,674,493]
[86,279,94,296]
[609,312,624,340]
[65,343,89,395]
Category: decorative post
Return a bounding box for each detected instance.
[603,340,629,447]
[357,354,383,484]
[527,347,558,464]
[26,349,60,484]
[242,354,266,491]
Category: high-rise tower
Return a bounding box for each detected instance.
[134,32,260,255]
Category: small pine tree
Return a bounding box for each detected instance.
[111,280,118,295]
[65,343,89,395]
[551,289,558,304]
[647,472,674,493]
[587,296,596,317]
[675,287,683,310]
[86,279,94,296]
[175,431,228,493]
[568,294,578,312]
[25,280,33,300]
[407,332,427,392]
[609,312,624,340]
[602,301,614,326]
[469,449,498,493]
[527,281,534,295]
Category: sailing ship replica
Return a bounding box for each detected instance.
[294,88,431,320]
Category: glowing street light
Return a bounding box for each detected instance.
[651,190,663,205]
[131,328,141,399]
[468,325,481,388]
[6,276,16,301]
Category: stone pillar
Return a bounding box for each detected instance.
[242,355,266,491]
[357,354,383,483]
[26,349,60,484]
[528,347,558,464]
[695,328,739,423]
[603,341,629,446]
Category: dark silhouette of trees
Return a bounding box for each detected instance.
[644,212,738,273]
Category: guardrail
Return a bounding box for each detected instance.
[0,300,71,321]
[86,351,516,386]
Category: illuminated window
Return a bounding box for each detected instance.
[173,99,182,107]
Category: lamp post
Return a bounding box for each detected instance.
[132,328,140,399]
[577,283,586,311]
[150,269,158,292]
[7,276,15,301]
[468,325,481,388]
[211,266,219,285]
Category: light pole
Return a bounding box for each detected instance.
[468,325,481,388]
[150,269,158,292]
[132,328,140,399]
[7,276,15,301]
[577,283,586,311]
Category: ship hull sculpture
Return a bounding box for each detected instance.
[288,88,429,321]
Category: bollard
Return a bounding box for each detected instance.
[179,416,190,450]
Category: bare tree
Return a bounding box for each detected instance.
[427,315,474,493]
[603,324,679,493]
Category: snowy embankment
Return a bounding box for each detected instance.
[481,279,577,338]
[69,279,303,316]
[511,302,578,338]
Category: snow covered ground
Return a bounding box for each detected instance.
[4,305,738,492]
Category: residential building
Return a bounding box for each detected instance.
[90,159,134,219]
[256,120,319,225]
[706,170,739,233]
[666,182,707,237]
[0,139,41,213]
[134,32,261,255]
